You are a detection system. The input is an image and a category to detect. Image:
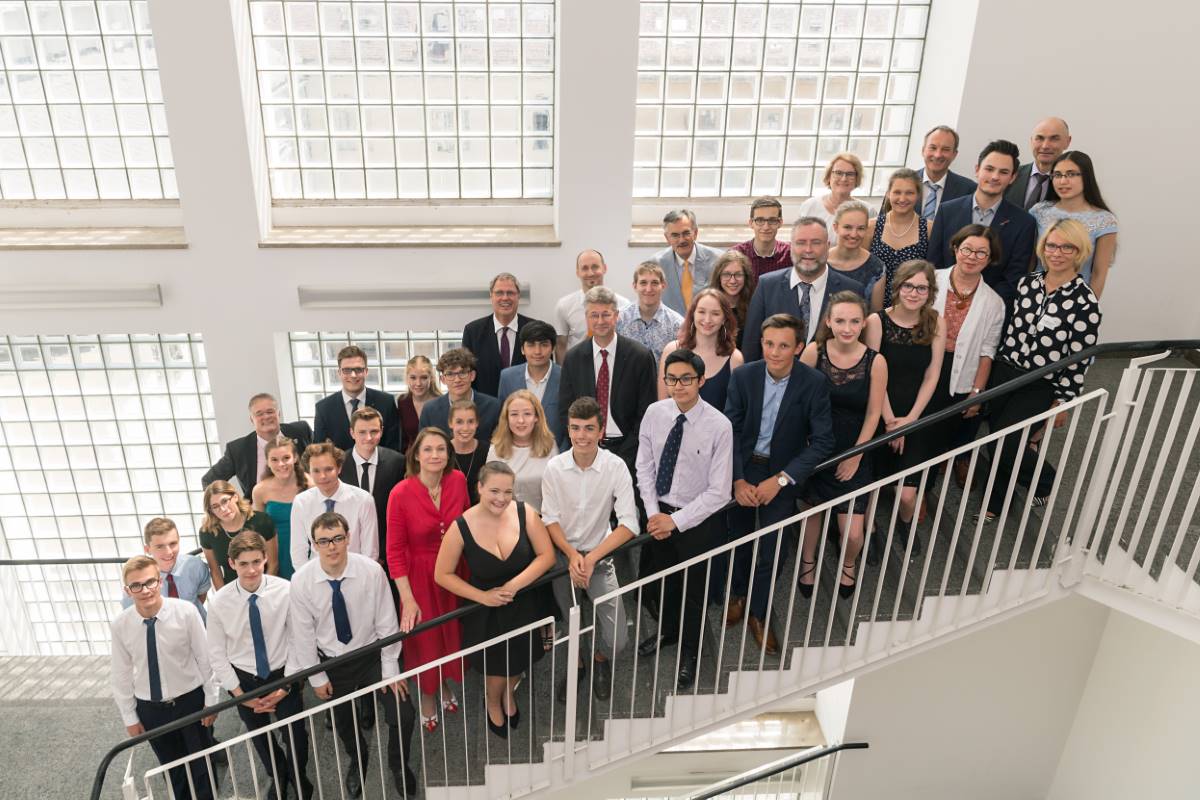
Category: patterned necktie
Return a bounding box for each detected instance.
[922,181,940,220]
[596,348,610,433]
[165,572,178,598]
[499,326,511,368]
[798,281,812,343]
[655,413,687,497]
[1025,173,1048,210]
[144,617,162,701]
[360,462,371,494]
[349,397,360,415]
[329,579,353,644]
[680,259,693,304]
[248,594,271,680]
[324,498,335,513]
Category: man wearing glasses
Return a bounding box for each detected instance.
[460,272,535,398]
[287,513,417,799]
[731,196,792,279]
[201,392,312,494]
[313,345,402,453]
[417,347,501,445]
[654,209,722,315]
[110,555,218,800]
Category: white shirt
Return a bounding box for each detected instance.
[636,398,734,533]
[553,289,633,350]
[486,442,559,513]
[286,553,402,689]
[524,364,551,402]
[592,335,622,437]
[493,314,516,366]
[351,447,379,494]
[290,481,379,569]
[341,389,366,421]
[110,597,218,727]
[540,448,640,552]
[788,266,830,344]
[207,574,291,692]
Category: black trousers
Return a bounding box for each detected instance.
[232,666,309,788]
[320,650,416,780]
[136,686,214,800]
[984,361,1058,514]
[930,354,986,459]
[648,508,723,654]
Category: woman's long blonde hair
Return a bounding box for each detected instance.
[491,390,556,459]
[200,481,252,534]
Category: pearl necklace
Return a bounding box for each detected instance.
[887,211,917,239]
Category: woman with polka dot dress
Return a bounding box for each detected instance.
[981,219,1101,521]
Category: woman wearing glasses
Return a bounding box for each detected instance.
[980,219,1102,521]
[797,152,871,245]
[865,260,945,552]
[199,480,278,590]
[930,225,1006,484]
[707,251,755,352]
[1029,151,1118,297]
[658,288,744,411]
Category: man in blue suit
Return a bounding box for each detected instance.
[741,217,864,362]
[915,125,976,221]
[418,348,501,445]
[928,139,1037,309]
[652,209,722,316]
[497,320,563,445]
[724,314,834,655]
[313,345,401,452]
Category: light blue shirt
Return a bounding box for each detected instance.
[120,552,211,622]
[754,369,791,457]
[972,199,998,226]
[616,302,684,361]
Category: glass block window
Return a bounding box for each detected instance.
[633,0,930,198]
[0,1,176,200]
[289,330,463,423]
[249,1,556,201]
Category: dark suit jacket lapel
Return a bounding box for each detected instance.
[771,361,805,448]
[234,433,256,491]
[744,361,766,450]
[775,273,803,319]
[610,337,632,411]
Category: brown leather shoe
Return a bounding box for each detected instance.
[953,459,970,489]
[725,596,746,627]
[747,615,779,656]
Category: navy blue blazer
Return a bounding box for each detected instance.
[724,359,835,486]
[418,390,501,447]
[741,268,864,362]
[313,387,400,452]
[498,362,563,446]
[916,167,977,207]
[460,313,534,398]
[928,195,1037,306]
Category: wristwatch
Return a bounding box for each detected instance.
[777,473,790,488]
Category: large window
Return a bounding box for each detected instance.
[633,0,929,199]
[289,329,462,423]
[249,0,557,201]
[0,1,175,200]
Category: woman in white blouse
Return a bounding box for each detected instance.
[797,152,873,246]
[931,223,1005,484]
[486,389,559,513]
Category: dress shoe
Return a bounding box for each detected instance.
[296,776,316,800]
[344,768,363,799]
[357,697,375,730]
[676,651,697,691]
[556,660,587,703]
[392,768,419,798]
[637,633,676,658]
[507,704,521,729]
[486,705,509,739]
[725,595,746,627]
[747,615,780,656]
[593,658,612,701]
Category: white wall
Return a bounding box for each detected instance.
[833,596,1108,800]
[1047,610,1200,800]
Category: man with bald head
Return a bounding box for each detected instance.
[554,249,632,363]
[1006,117,1072,210]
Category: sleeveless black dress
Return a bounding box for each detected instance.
[875,311,933,488]
[457,501,546,677]
[806,347,877,513]
[699,355,733,411]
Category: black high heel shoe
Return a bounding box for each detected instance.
[838,564,857,600]
[507,704,521,730]
[797,559,817,600]
[486,704,508,739]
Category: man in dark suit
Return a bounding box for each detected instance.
[497,320,563,445]
[313,344,401,453]
[459,272,534,398]
[741,217,864,362]
[724,314,834,655]
[558,285,658,474]
[201,392,312,493]
[929,139,1038,308]
[1005,117,1071,210]
[339,407,405,561]
[915,124,976,221]
[418,348,502,445]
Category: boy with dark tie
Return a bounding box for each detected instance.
[110,554,218,800]
[287,512,417,799]
[208,532,312,800]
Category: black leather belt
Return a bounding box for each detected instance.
[750,453,770,465]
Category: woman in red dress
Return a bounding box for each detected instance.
[387,426,469,732]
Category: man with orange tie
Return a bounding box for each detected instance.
[653,209,721,316]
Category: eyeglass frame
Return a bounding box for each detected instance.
[897,281,930,296]
[125,576,161,593]
[663,374,700,387]
[312,533,349,548]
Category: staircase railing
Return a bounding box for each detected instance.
[678,741,868,800]
[69,338,1200,799]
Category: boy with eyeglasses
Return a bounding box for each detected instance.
[110,554,219,800]
[287,512,417,799]
[313,344,401,452]
[731,196,792,278]
[417,347,501,445]
[122,517,211,619]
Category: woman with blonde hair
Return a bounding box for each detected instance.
[828,199,886,291]
[251,434,309,579]
[707,250,755,352]
[200,480,278,589]
[868,168,930,309]
[487,389,558,512]
[797,152,872,244]
[397,354,442,451]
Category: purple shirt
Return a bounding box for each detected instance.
[732,239,792,280]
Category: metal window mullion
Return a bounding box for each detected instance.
[22,1,71,198]
[452,0,461,200]
[0,32,41,199]
[689,1,700,196]
[89,0,134,198]
[484,7,493,199]
[127,0,164,197]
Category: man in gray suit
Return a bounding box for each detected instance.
[1005,117,1071,210]
[652,209,722,316]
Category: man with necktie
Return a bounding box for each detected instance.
[339,407,404,565]
[1006,117,1072,210]
[653,209,722,316]
[122,517,210,619]
[460,272,534,398]
[313,345,402,452]
[290,442,378,572]
[208,532,312,800]
[915,125,977,221]
[634,349,733,690]
[110,555,218,800]
[287,512,417,799]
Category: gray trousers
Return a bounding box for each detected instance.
[551,551,628,659]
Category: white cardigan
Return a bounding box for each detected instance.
[932,268,1005,395]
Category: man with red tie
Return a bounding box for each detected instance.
[460,272,535,398]
[122,517,210,620]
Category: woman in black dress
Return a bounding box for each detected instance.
[434,461,555,738]
[865,260,945,549]
[799,291,888,598]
